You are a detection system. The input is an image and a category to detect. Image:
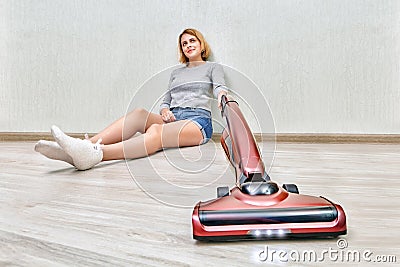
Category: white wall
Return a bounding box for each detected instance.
[1,0,399,134]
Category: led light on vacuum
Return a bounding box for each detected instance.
[249,229,291,237]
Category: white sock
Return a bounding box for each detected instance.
[51,125,103,171]
[34,140,74,165]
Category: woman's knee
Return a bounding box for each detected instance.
[146,123,162,132]
[145,124,163,145]
[129,108,148,117]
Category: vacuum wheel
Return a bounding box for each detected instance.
[282,183,299,194]
[217,186,230,198]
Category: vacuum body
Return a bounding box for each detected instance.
[192,96,347,241]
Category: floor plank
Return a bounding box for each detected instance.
[0,142,399,266]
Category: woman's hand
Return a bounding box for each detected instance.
[217,90,228,110]
[161,108,176,123]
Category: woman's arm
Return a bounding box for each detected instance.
[211,63,229,110]
[159,70,176,121]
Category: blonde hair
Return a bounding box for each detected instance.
[178,28,211,64]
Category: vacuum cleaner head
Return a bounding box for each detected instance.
[192,183,347,241]
[192,95,347,241]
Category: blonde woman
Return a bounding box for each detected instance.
[35,28,228,170]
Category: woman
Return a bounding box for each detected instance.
[35,28,228,170]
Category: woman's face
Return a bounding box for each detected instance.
[180,33,203,62]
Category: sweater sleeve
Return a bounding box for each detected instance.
[159,70,174,112]
[211,63,228,98]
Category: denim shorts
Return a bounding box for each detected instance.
[171,107,213,144]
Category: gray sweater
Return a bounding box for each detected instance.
[160,62,227,112]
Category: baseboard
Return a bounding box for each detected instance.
[212,133,400,144]
[273,133,400,144]
[1,132,399,144]
[0,132,86,142]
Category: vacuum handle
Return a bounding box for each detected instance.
[220,94,238,118]
[219,94,268,184]
[220,94,228,118]
[221,94,228,105]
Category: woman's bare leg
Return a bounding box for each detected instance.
[90,108,163,145]
[101,120,203,161]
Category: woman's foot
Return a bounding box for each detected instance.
[51,125,103,171]
[34,140,74,165]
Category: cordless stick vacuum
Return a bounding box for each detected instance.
[192,95,347,241]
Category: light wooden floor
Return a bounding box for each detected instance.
[0,141,399,266]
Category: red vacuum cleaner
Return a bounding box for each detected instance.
[192,95,347,241]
